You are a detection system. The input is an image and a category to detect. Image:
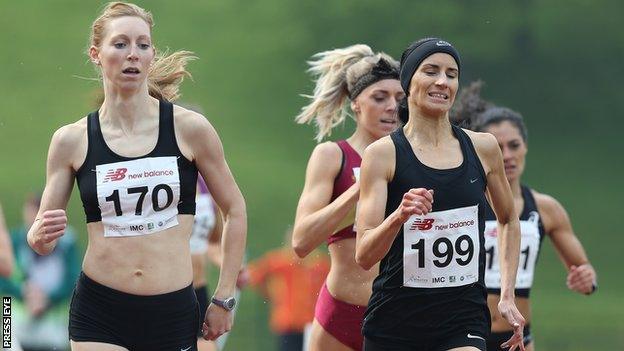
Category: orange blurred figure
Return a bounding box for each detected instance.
[248,228,329,351]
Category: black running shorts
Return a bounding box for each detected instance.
[69,272,200,351]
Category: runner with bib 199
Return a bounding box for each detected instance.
[451,81,598,351]
[26,3,247,350]
[355,38,526,351]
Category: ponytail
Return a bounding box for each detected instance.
[296,44,394,142]
[147,50,196,101]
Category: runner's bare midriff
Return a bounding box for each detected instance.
[326,238,378,306]
[82,214,195,295]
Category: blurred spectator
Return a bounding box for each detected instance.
[0,193,80,351]
[248,228,329,351]
[0,201,22,351]
[0,201,15,277]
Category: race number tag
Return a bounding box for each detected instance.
[484,211,541,289]
[403,205,480,288]
[96,157,180,237]
[190,193,216,254]
[352,167,360,182]
[352,167,360,231]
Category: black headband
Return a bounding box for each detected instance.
[349,58,399,100]
[399,39,461,93]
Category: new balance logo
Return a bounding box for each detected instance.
[486,227,498,238]
[409,218,434,231]
[103,168,128,182]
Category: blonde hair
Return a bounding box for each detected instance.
[295,44,398,141]
[89,2,196,101]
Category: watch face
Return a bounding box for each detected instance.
[225,297,236,309]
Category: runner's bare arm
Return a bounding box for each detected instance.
[356,139,433,270]
[474,132,521,300]
[535,192,596,294]
[180,111,247,300]
[292,142,360,257]
[471,130,525,351]
[27,123,82,255]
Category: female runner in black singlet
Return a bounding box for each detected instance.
[26,3,246,350]
[452,81,597,351]
[355,38,526,351]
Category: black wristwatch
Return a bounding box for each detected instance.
[211,296,236,311]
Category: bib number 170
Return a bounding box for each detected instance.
[411,235,474,268]
[105,184,174,217]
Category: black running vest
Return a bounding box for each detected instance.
[363,125,490,344]
[75,100,197,223]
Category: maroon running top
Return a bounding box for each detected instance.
[327,140,361,245]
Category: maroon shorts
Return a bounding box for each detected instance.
[314,283,366,351]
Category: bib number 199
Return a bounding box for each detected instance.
[411,234,474,268]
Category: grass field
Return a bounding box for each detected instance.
[1,1,622,350]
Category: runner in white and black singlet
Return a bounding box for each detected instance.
[26,3,246,350]
[355,38,526,351]
[451,81,598,351]
[191,176,222,351]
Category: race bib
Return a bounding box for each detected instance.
[96,157,180,237]
[484,211,541,289]
[352,167,360,231]
[403,205,480,288]
[190,193,216,254]
[352,167,360,182]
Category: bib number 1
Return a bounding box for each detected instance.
[483,215,541,289]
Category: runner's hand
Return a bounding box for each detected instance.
[202,303,233,341]
[33,209,67,245]
[498,298,526,351]
[236,267,250,289]
[567,264,596,295]
[395,188,434,223]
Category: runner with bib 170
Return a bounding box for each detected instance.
[451,81,598,351]
[355,38,526,351]
[26,3,247,350]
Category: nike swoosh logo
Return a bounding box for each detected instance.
[467,333,485,341]
[180,347,192,351]
[470,178,478,183]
